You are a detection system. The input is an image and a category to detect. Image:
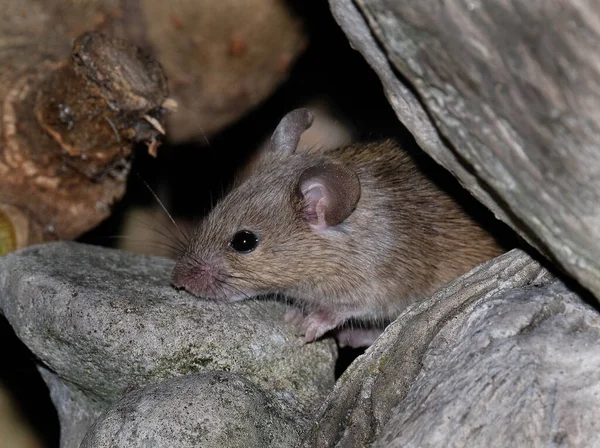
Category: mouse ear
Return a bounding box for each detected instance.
[298,163,361,230]
[270,108,314,155]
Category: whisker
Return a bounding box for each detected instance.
[107,235,183,250]
[220,283,282,328]
[248,296,282,328]
[136,172,189,245]
[130,217,187,253]
[218,282,264,324]
[198,125,211,148]
[208,189,215,212]
[106,236,184,256]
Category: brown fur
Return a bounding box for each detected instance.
[172,133,504,345]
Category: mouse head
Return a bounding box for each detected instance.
[172,108,361,302]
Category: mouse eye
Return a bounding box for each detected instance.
[229,230,259,253]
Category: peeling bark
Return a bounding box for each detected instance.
[0,31,168,253]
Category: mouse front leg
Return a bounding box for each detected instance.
[284,308,349,343]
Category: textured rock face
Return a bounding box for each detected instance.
[81,372,304,448]
[2,243,600,447]
[302,250,600,447]
[0,242,336,448]
[330,0,600,302]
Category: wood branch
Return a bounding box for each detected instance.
[0,31,168,254]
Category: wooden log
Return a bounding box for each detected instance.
[0,31,169,254]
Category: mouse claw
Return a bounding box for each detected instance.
[284,309,328,342]
[299,310,343,343]
[302,322,326,344]
[301,320,332,343]
[285,308,348,343]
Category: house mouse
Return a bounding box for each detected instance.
[172,108,505,347]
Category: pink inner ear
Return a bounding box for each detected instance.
[299,163,360,230]
[302,182,328,230]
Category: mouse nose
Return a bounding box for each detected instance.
[171,259,221,298]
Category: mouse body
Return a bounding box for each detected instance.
[172,109,504,347]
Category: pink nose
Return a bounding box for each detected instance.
[171,260,220,298]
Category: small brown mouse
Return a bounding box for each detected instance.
[172,109,505,347]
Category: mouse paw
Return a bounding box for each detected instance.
[299,310,345,343]
[283,308,305,326]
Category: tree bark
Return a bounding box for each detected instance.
[0,28,168,254]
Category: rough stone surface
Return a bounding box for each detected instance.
[330,0,600,302]
[302,249,600,447]
[81,371,304,448]
[0,242,336,448]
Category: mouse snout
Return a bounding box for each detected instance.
[171,258,223,299]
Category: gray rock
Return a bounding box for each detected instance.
[81,371,305,448]
[0,241,336,448]
[330,0,600,302]
[302,249,600,447]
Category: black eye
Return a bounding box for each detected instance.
[229,230,259,253]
